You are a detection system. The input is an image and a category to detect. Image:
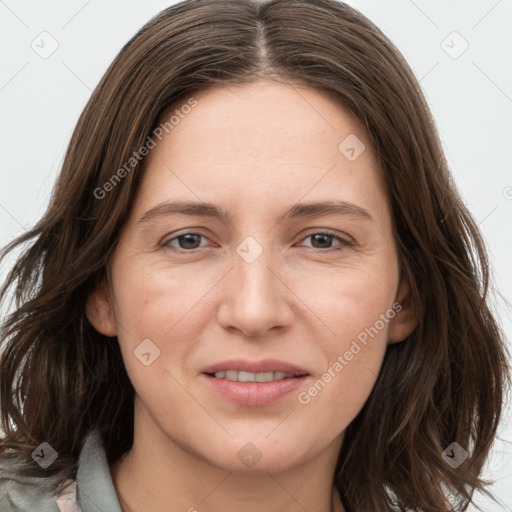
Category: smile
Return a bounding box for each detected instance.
[210,370,296,382]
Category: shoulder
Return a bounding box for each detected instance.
[0,471,61,511]
[0,430,117,512]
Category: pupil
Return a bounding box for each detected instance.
[179,234,201,249]
[312,234,332,249]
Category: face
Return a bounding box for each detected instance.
[87,79,416,474]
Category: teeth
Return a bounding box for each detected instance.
[213,370,294,382]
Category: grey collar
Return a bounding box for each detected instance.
[76,430,123,512]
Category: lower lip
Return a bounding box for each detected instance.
[201,374,309,406]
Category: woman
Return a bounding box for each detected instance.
[0,0,509,511]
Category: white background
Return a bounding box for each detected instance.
[0,1,511,510]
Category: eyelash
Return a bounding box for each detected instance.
[161,230,353,254]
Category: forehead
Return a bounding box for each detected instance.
[131,79,390,224]
[159,79,369,159]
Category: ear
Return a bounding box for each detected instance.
[388,275,419,344]
[85,276,117,337]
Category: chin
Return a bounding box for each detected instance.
[202,437,308,474]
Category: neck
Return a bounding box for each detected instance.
[110,407,345,512]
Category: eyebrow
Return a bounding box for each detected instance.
[138,200,373,224]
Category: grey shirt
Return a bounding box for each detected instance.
[0,430,123,511]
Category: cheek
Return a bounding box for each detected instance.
[108,254,226,397]
[303,259,398,350]
[110,254,214,338]
[295,264,397,422]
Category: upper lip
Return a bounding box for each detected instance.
[201,359,310,376]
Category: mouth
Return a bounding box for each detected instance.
[205,370,307,382]
[200,359,311,406]
[201,358,310,379]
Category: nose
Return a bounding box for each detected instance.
[216,245,295,338]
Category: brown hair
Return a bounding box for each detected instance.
[0,0,509,510]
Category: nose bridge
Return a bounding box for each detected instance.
[217,235,293,337]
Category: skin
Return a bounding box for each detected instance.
[86,79,417,512]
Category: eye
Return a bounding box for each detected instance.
[162,230,352,253]
[163,233,210,251]
[299,231,352,250]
